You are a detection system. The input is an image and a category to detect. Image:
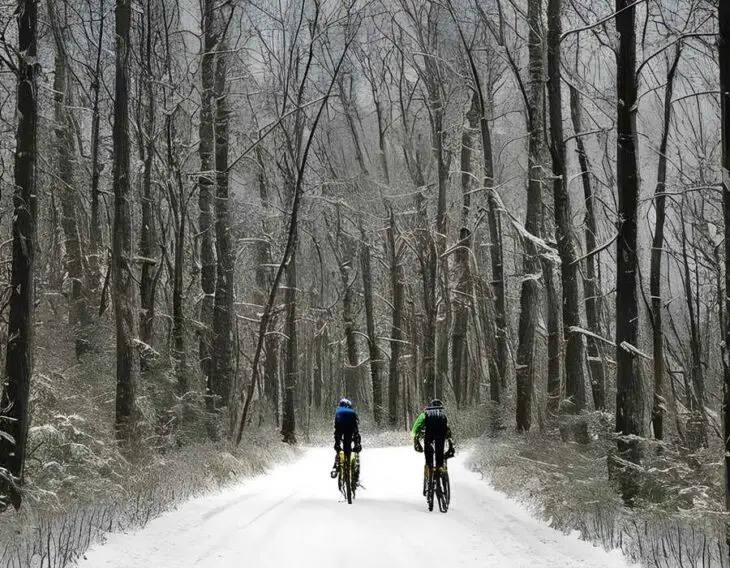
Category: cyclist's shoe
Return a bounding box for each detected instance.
[330,456,339,478]
[330,468,338,479]
[437,466,448,475]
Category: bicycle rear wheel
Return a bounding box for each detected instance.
[436,471,450,513]
[345,459,352,505]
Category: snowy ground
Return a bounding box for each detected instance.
[77,447,637,567]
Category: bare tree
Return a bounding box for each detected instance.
[112,0,140,445]
[614,0,645,506]
[719,0,730,540]
[515,0,545,432]
[0,0,38,510]
[211,20,234,408]
[198,0,218,409]
[547,0,586,413]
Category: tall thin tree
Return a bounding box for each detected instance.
[112,0,139,444]
[546,0,586,412]
[515,0,545,431]
[0,0,38,510]
[720,0,730,548]
[614,0,645,505]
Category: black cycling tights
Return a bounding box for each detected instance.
[424,437,445,469]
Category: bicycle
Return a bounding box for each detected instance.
[419,441,453,513]
[424,460,450,513]
[336,450,359,504]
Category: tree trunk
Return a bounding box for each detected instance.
[139,0,158,373]
[360,220,383,424]
[165,113,188,394]
[649,47,681,440]
[255,149,278,414]
[719,0,730,550]
[452,96,478,408]
[198,0,217,407]
[614,0,645,506]
[387,210,404,426]
[112,0,139,445]
[281,249,298,444]
[0,0,37,510]
[515,0,545,432]
[211,38,234,408]
[547,0,586,413]
[544,255,561,416]
[339,240,360,402]
[569,85,606,411]
[88,0,105,296]
[49,2,90,358]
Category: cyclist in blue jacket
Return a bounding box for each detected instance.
[330,398,361,478]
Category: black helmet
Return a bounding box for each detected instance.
[338,398,353,408]
[429,399,443,408]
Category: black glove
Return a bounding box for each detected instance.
[353,443,362,453]
[414,439,423,453]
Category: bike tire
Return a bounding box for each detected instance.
[345,459,352,505]
[437,472,450,513]
[426,468,434,512]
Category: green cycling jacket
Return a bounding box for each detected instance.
[410,412,426,439]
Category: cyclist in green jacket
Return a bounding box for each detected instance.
[411,399,455,493]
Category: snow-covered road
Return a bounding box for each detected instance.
[78,447,635,568]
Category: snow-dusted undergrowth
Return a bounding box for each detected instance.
[0,434,298,568]
[467,428,727,568]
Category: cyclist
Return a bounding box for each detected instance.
[330,398,361,479]
[411,399,455,493]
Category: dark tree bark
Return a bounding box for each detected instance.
[614,0,645,506]
[452,96,478,408]
[719,0,730,547]
[138,0,159,374]
[387,209,404,426]
[112,0,139,445]
[360,219,383,424]
[569,85,606,411]
[515,0,545,432]
[649,47,681,440]
[88,0,105,296]
[544,253,561,416]
[165,114,188,393]
[198,0,217,405]
[49,1,90,358]
[255,149,279,413]
[0,0,38,510]
[281,247,298,444]
[546,0,586,413]
[210,37,234,407]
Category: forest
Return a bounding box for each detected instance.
[0,0,728,565]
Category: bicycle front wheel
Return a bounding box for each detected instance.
[426,468,434,512]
